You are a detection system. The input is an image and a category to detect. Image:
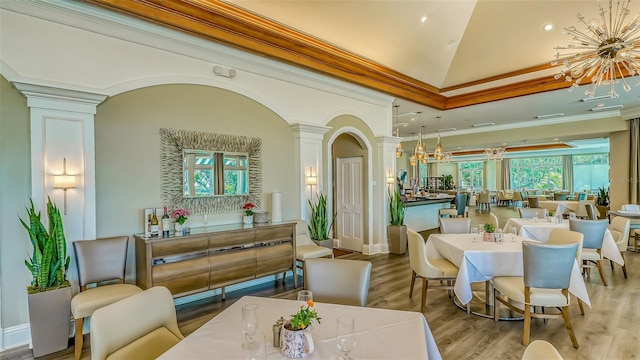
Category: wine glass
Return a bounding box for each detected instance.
[470,226,479,242]
[533,212,538,222]
[297,290,313,308]
[496,228,503,244]
[336,315,356,360]
[203,214,208,229]
[242,303,259,350]
[509,227,517,242]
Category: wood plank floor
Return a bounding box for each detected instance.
[2,205,639,359]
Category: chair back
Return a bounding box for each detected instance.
[477,191,490,203]
[90,286,183,360]
[73,236,129,289]
[578,193,587,201]
[295,220,315,246]
[569,219,608,249]
[554,193,567,201]
[585,203,597,220]
[488,213,499,230]
[522,340,564,360]
[523,241,578,289]
[407,229,446,278]
[518,208,547,219]
[455,193,468,216]
[609,217,631,251]
[621,204,640,212]
[546,229,583,263]
[304,258,372,306]
[513,192,523,201]
[528,197,540,208]
[439,218,471,234]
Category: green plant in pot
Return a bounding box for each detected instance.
[387,188,407,254]
[19,197,72,357]
[441,174,454,191]
[596,186,610,219]
[308,192,336,248]
[483,223,496,242]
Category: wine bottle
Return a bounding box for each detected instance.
[162,207,170,237]
[150,209,159,237]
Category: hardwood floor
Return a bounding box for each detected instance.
[2,205,639,359]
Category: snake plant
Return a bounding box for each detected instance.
[308,192,336,240]
[389,188,405,226]
[20,197,70,293]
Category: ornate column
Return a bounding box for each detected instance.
[372,135,399,254]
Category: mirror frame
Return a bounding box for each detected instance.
[160,128,262,214]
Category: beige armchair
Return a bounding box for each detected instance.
[407,229,458,311]
[518,208,548,219]
[293,220,333,287]
[569,219,609,286]
[71,236,143,360]
[304,258,372,306]
[439,218,471,234]
[522,340,564,360]
[476,191,491,212]
[608,217,630,278]
[90,286,183,360]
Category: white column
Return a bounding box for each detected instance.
[372,136,399,254]
[14,81,107,252]
[290,124,331,221]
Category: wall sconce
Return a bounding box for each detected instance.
[53,158,76,215]
[306,166,317,192]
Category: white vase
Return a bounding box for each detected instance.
[174,222,183,232]
[243,215,254,224]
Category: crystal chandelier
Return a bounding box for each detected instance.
[552,0,640,98]
[485,147,505,161]
[414,112,427,163]
[438,151,452,163]
[434,134,444,161]
[394,105,403,158]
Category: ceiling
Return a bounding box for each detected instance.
[223,0,640,151]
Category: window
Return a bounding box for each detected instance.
[459,162,483,191]
[510,157,562,190]
[572,154,609,191]
[223,154,249,195]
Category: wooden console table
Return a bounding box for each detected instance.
[134,222,297,298]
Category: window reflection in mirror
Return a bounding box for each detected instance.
[183,150,249,197]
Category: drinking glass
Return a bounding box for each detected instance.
[336,315,356,360]
[496,229,503,243]
[509,227,517,242]
[242,303,259,350]
[470,226,479,242]
[533,212,538,222]
[203,214,208,228]
[244,331,266,360]
[297,290,313,310]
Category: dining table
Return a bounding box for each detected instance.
[539,200,600,217]
[426,233,591,319]
[501,217,624,265]
[158,295,442,360]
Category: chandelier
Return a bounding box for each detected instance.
[485,147,505,161]
[434,134,444,161]
[438,151,452,163]
[394,105,403,158]
[552,0,640,98]
[414,112,427,163]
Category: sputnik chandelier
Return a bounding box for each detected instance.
[552,0,640,98]
[414,112,427,163]
[485,147,505,161]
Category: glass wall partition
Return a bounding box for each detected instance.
[572,154,609,191]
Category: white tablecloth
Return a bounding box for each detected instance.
[158,296,441,360]
[502,218,623,265]
[539,200,600,216]
[426,234,591,307]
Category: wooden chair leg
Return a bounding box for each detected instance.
[577,299,585,315]
[420,278,428,312]
[561,306,579,349]
[595,259,608,286]
[493,288,500,322]
[610,259,614,270]
[409,271,416,298]
[74,318,83,360]
[523,303,531,346]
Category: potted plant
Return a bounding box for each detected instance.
[596,186,609,219]
[19,197,72,357]
[387,188,407,254]
[441,174,454,191]
[242,202,256,224]
[308,193,336,248]
[483,223,496,242]
[279,299,321,358]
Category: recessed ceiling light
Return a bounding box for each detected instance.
[438,127,457,132]
[535,113,564,119]
[581,94,618,102]
[553,138,560,141]
[543,23,554,31]
[472,122,495,127]
[420,15,428,23]
[590,104,623,112]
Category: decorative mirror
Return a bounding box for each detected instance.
[160,128,262,214]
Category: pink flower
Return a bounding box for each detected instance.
[171,209,190,224]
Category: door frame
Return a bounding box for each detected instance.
[326,127,372,253]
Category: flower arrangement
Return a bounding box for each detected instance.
[242,202,256,216]
[287,300,321,331]
[483,223,496,233]
[171,208,190,225]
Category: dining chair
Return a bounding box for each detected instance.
[521,340,564,360]
[527,197,540,209]
[477,191,491,212]
[569,219,609,286]
[493,240,580,348]
[71,236,143,360]
[554,193,567,201]
[439,217,471,234]
[512,191,524,207]
[292,220,333,288]
[577,192,587,201]
[608,217,630,278]
[439,193,468,218]
[488,212,499,230]
[407,228,458,312]
[304,258,372,306]
[518,208,548,219]
[90,286,184,360]
[546,229,585,315]
[585,203,597,220]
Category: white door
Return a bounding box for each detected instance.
[336,157,364,252]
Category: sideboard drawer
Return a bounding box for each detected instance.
[152,236,209,258]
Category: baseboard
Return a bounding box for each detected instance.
[2,323,30,352]
[362,243,388,255]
